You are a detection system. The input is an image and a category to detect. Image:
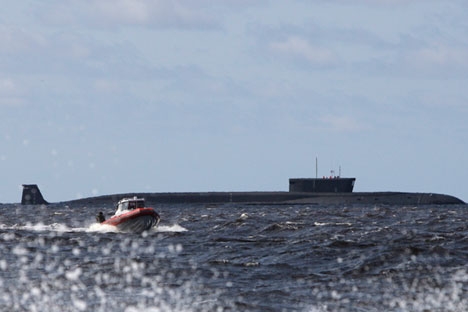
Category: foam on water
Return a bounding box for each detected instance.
[87,223,119,233]
[157,224,188,233]
[0,222,184,234]
[304,269,468,311]
[87,223,188,233]
[0,222,77,232]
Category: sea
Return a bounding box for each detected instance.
[1,202,468,312]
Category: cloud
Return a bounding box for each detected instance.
[376,37,468,79]
[93,0,151,25]
[320,115,368,132]
[0,79,15,93]
[0,25,46,55]
[407,44,468,68]
[34,0,220,30]
[0,25,161,82]
[310,0,426,6]
[270,36,337,67]
[264,25,468,79]
[91,0,220,29]
[0,78,23,106]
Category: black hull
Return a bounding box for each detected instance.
[18,184,465,206]
[21,184,49,205]
[289,178,355,193]
[62,191,464,206]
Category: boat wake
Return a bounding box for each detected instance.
[1,222,188,235]
[0,222,82,233]
[157,224,188,232]
[87,223,119,233]
[87,223,188,233]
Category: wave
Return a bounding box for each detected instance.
[86,223,119,233]
[157,224,188,233]
[1,222,188,234]
[88,222,188,233]
[0,222,80,233]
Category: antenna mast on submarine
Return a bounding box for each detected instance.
[315,157,318,179]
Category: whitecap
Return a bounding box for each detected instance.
[156,224,188,232]
[87,223,119,233]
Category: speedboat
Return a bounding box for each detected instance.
[98,197,160,233]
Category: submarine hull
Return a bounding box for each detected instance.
[19,184,465,206]
[61,191,465,206]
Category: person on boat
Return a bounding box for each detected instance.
[96,211,105,223]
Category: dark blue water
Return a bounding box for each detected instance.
[1,202,468,311]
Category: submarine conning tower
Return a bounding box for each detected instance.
[289,177,356,193]
[21,184,49,205]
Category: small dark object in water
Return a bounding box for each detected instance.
[96,212,105,223]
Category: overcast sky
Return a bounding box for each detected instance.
[1,1,467,203]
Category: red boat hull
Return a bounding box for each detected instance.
[102,208,160,233]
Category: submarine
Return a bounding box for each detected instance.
[20,177,465,206]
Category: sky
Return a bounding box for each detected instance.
[1,0,467,203]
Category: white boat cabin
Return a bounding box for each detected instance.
[115,197,145,215]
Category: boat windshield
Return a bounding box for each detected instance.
[116,198,145,214]
[128,200,145,209]
[117,202,128,211]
